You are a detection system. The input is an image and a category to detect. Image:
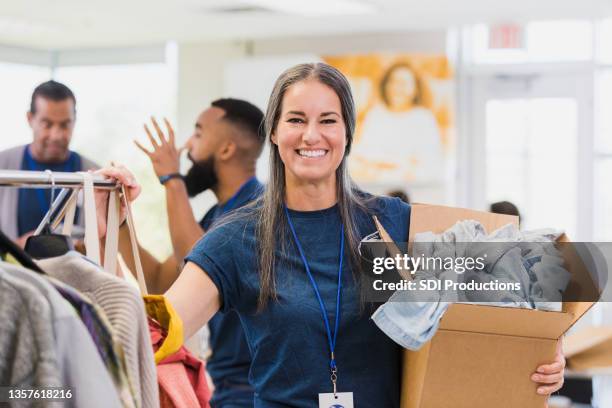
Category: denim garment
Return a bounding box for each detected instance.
[373,221,570,351]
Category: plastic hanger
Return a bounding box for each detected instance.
[0,229,45,273]
[25,170,75,259]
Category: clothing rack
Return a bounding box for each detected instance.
[0,169,118,189]
[0,169,120,235]
[35,188,80,235]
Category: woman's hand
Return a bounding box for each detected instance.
[531,340,565,395]
[94,164,141,240]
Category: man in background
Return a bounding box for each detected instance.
[120,98,264,407]
[490,200,521,225]
[0,80,98,246]
[387,189,411,204]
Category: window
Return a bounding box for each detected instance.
[595,70,612,155]
[596,18,612,64]
[55,63,176,257]
[0,62,51,151]
[594,71,612,240]
[485,98,578,236]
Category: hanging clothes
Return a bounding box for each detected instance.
[143,295,183,364]
[149,320,211,408]
[144,295,211,408]
[49,276,136,408]
[2,252,21,266]
[38,251,159,408]
[0,261,121,408]
[0,266,61,391]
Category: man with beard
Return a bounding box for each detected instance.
[0,80,98,246]
[121,98,264,407]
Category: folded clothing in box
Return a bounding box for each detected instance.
[372,219,572,351]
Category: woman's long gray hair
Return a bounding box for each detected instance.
[256,62,368,311]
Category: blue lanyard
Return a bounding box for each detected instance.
[284,205,344,375]
[218,176,257,215]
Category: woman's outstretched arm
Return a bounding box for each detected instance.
[165,261,221,339]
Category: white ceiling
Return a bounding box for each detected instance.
[0,0,610,50]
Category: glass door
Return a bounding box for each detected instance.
[470,73,592,240]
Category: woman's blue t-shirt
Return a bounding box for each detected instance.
[185,195,410,408]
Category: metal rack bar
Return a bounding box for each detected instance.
[0,170,118,189]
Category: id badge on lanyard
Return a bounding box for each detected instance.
[284,206,354,407]
[319,392,354,408]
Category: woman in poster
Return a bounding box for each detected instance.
[351,62,445,184]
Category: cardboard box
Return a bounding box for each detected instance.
[397,203,600,408]
[564,326,612,374]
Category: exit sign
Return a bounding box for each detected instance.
[489,24,524,49]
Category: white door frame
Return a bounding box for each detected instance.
[463,68,593,240]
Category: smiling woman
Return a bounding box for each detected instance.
[166,62,412,407]
[273,79,347,207]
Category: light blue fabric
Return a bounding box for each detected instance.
[413,221,535,309]
[462,246,531,308]
[515,227,569,311]
[372,220,571,351]
[465,245,532,307]
[371,273,449,351]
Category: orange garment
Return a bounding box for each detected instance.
[149,318,211,408]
